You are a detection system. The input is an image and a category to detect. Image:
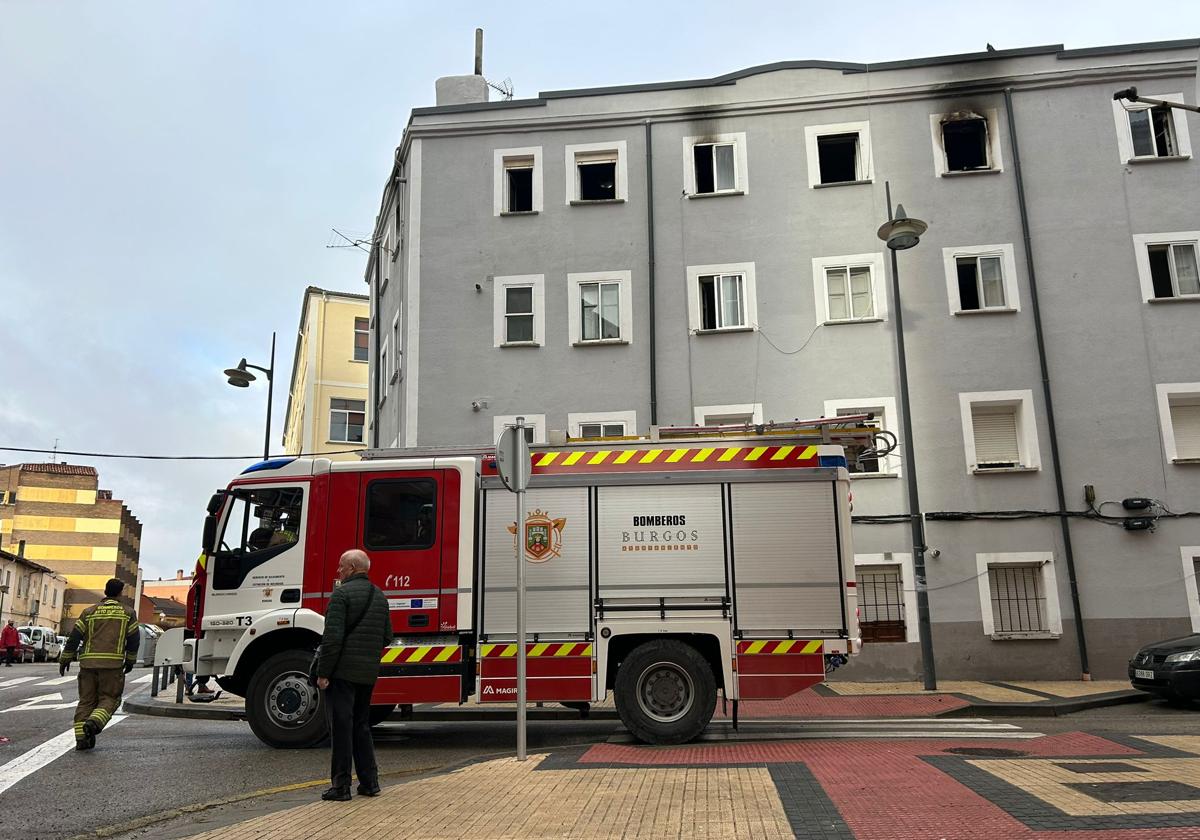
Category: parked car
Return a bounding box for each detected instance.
[1129,634,1200,701]
[44,633,63,661]
[15,632,36,664]
[17,626,59,663]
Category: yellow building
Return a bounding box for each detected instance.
[0,463,140,621]
[282,287,370,460]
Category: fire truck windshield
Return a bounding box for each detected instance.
[211,486,304,590]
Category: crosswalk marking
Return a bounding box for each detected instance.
[612,717,1044,745]
[0,677,38,691]
[36,676,77,686]
[130,673,155,684]
[0,692,75,714]
[0,715,126,795]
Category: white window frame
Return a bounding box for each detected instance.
[329,397,367,444]
[492,274,545,347]
[492,414,547,445]
[379,334,391,390]
[941,244,1021,315]
[686,262,758,334]
[824,397,900,477]
[976,552,1062,639]
[566,410,638,439]
[1110,92,1193,164]
[1155,382,1200,463]
[682,132,749,197]
[1183,547,1200,632]
[812,253,888,324]
[390,310,401,383]
[1133,232,1200,302]
[693,403,764,426]
[565,141,628,204]
[804,121,873,188]
[854,553,917,643]
[928,109,1004,177]
[958,389,1041,474]
[493,146,543,216]
[352,316,369,363]
[567,270,633,345]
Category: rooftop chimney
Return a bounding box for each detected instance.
[435,28,489,106]
[176,569,185,580]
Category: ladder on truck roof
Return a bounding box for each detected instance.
[361,414,893,468]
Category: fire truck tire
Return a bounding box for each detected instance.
[369,704,396,727]
[614,640,716,745]
[246,650,328,749]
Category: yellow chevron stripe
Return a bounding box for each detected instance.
[479,644,496,658]
[666,448,688,463]
[640,448,663,464]
[562,451,585,466]
[537,452,559,467]
[746,640,768,654]
[691,447,715,462]
[501,644,518,657]
[718,447,741,462]
[406,646,432,663]
[770,445,795,461]
[554,643,575,656]
[775,640,796,654]
[588,450,612,465]
[434,646,457,662]
[530,643,551,657]
[802,640,822,654]
[799,446,817,459]
[615,450,636,464]
[746,446,768,461]
[581,644,593,656]
[381,647,404,663]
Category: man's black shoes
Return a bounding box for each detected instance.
[321,786,352,802]
[356,782,381,797]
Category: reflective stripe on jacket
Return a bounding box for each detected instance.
[64,599,140,669]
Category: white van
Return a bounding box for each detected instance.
[17,626,60,663]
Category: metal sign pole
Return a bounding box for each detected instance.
[515,418,528,761]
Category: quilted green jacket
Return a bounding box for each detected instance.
[317,573,393,685]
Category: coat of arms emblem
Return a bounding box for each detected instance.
[507,508,567,563]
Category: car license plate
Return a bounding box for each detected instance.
[1135,668,1155,680]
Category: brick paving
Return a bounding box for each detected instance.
[182,729,1200,840]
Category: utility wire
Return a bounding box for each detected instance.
[0,445,363,461]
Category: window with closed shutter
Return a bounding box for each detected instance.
[1170,401,1200,459]
[972,406,1020,466]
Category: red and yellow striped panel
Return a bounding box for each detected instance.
[736,639,823,655]
[478,642,594,658]
[380,644,462,664]
[482,445,819,476]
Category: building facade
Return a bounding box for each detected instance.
[0,463,141,620]
[0,545,67,632]
[364,40,1200,679]
[282,286,370,461]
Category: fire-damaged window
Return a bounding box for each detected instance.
[805,122,872,188]
[505,160,534,212]
[816,134,860,184]
[576,154,617,201]
[364,479,436,550]
[858,565,906,642]
[213,487,304,590]
[693,142,737,194]
[942,115,990,171]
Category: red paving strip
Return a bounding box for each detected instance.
[715,692,970,718]
[580,735,1186,840]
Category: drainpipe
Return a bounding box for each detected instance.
[1003,88,1090,679]
[645,120,658,426]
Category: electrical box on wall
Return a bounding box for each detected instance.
[1122,498,1152,511]
[1123,517,1154,531]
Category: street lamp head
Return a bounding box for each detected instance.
[224,358,256,387]
[877,203,928,251]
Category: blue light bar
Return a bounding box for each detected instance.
[241,457,297,474]
[819,455,848,469]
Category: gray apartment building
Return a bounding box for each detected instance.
[363,40,1200,680]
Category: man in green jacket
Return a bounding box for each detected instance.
[315,549,392,801]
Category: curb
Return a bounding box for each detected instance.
[942,689,1150,718]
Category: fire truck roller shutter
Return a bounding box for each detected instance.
[730,481,843,634]
[596,484,725,600]
[482,486,590,636]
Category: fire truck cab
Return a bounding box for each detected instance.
[187,420,869,748]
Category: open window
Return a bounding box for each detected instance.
[688,262,757,333]
[683,132,748,196]
[929,109,1003,176]
[1146,241,1199,300]
[565,141,627,204]
[212,486,304,590]
[805,122,872,187]
[493,147,542,215]
[942,245,1020,314]
[1111,93,1193,163]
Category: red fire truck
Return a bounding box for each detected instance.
[186,419,871,748]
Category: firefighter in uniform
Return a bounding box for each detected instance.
[58,578,140,750]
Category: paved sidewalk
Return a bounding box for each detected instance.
[184,731,1200,840]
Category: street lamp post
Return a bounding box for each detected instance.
[876,182,937,691]
[225,332,277,461]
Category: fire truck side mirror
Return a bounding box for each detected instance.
[202,514,218,555]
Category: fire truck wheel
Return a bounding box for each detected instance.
[368,704,396,727]
[246,650,328,749]
[615,640,716,745]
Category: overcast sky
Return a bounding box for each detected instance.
[1,0,1196,581]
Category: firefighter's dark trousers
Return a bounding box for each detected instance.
[73,667,125,740]
[324,678,378,790]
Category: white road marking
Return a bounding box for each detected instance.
[129,673,155,684]
[0,715,126,795]
[0,677,39,691]
[36,676,77,686]
[0,692,76,713]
